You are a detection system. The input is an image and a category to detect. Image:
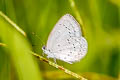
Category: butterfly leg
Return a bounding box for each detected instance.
[54,58,57,64]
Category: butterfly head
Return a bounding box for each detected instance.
[42,45,46,50]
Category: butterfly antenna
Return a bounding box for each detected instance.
[32,32,45,46]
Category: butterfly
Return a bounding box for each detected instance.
[42,14,88,64]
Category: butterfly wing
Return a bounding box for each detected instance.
[46,14,88,63]
[47,14,82,50]
[53,36,87,63]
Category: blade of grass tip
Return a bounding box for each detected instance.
[0,11,26,36]
[68,0,85,37]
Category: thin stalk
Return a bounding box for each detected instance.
[31,52,87,80]
[0,11,26,36]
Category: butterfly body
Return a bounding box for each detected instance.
[42,14,88,64]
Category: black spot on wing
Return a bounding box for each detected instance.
[64,57,66,59]
[70,52,72,53]
[58,44,60,47]
[68,54,70,56]
[59,24,62,25]
[68,28,70,30]
[67,41,71,45]
[59,50,62,51]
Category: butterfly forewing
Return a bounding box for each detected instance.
[47,14,82,50]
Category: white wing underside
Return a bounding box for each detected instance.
[46,14,87,63]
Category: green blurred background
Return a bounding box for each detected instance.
[0,0,119,80]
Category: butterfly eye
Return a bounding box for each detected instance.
[42,45,46,50]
